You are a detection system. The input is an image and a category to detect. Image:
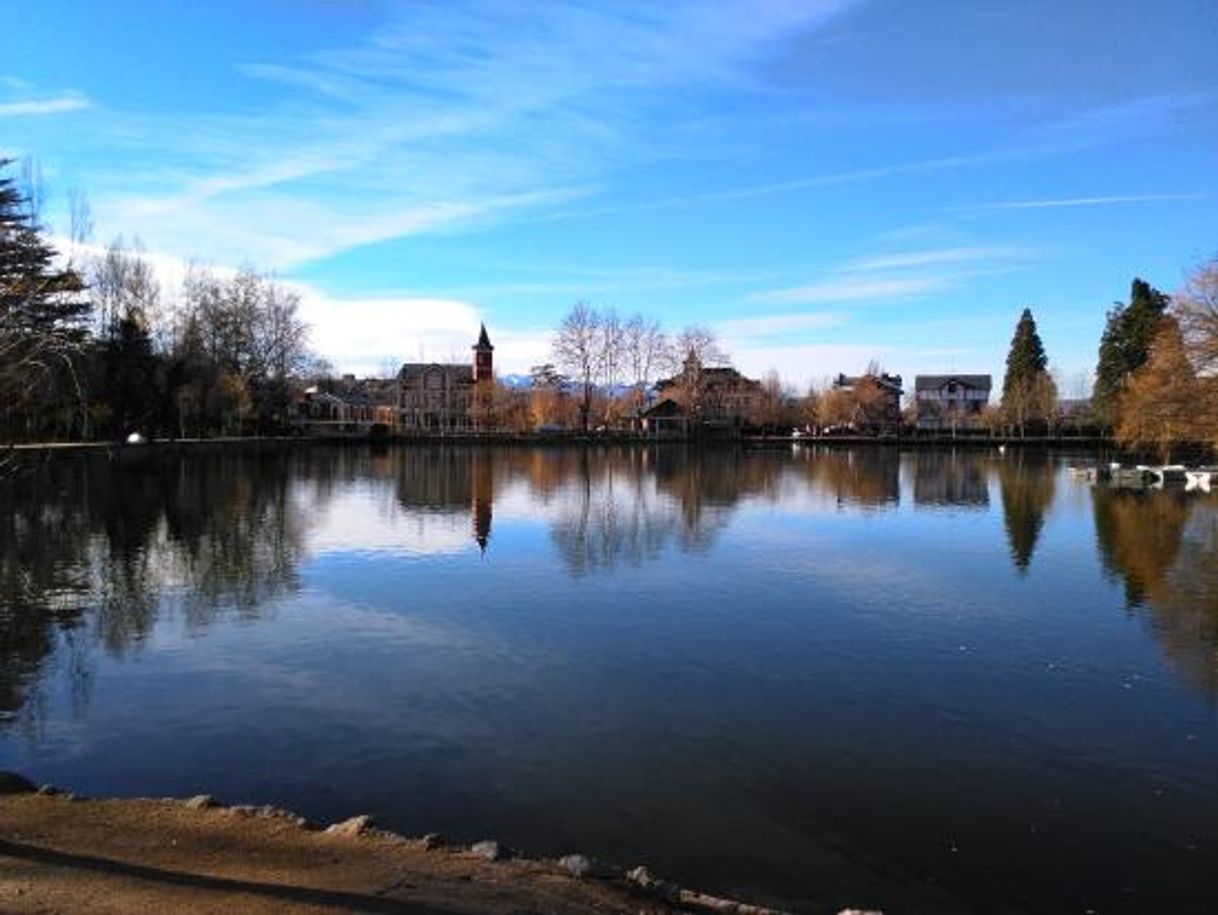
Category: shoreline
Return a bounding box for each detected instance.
[4,432,1112,460]
[0,773,836,915]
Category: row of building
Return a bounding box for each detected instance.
[830,372,993,432]
[293,324,997,435]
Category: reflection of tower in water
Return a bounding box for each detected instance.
[471,449,494,554]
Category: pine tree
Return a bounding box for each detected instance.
[1,160,89,443]
[1092,278,1169,426]
[0,161,88,334]
[1001,307,1055,435]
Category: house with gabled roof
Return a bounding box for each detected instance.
[914,374,992,431]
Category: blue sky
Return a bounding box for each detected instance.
[3,0,1215,388]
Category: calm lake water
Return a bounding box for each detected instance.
[2,445,1217,913]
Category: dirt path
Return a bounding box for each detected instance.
[0,783,793,914]
[0,791,665,914]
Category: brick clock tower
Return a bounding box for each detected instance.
[472,323,494,382]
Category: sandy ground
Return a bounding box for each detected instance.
[0,790,685,914]
[0,783,800,915]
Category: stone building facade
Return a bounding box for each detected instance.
[396,325,494,433]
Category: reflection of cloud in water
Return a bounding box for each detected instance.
[306,489,475,558]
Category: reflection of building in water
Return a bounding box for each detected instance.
[472,449,493,553]
[794,447,900,508]
[910,451,990,508]
[393,447,495,553]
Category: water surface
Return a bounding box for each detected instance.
[2,445,1216,913]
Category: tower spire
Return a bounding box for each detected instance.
[472,323,494,383]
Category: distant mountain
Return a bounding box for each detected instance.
[497,375,656,401]
[499,373,534,390]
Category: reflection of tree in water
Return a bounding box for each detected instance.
[0,450,310,730]
[1093,488,1218,695]
[911,450,991,509]
[792,447,900,508]
[549,448,782,575]
[998,453,1057,572]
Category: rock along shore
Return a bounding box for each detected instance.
[0,773,878,914]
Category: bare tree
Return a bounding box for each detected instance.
[597,308,625,420]
[68,188,93,255]
[552,301,601,431]
[1175,254,1218,376]
[173,266,310,434]
[675,324,728,367]
[89,238,162,346]
[666,325,728,422]
[622,314,670,409]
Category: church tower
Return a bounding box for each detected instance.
[472,323,494,383]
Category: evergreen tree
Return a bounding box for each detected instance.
[0,161,88,335]
[0,160,89,443]
[1001,307,1055,434]
[102,308,158,437]
[1092,278,1169,426]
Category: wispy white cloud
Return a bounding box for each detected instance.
[0,92,90,117]
[844,246,1028,271]
[748,243,1034,308]
[536,153,983,223]
[716,311,848,340]
[751,276,949,305]
[956,193,1202,211]
[103,183,591,271]
[84,1,855,269]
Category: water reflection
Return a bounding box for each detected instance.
[1092,486,1218,694]
[5,445,1218,715]
[0,452,310,728]
[791,446,900,508]
[391,447,495,552]
[998,452,1056,571]
[910,449,991,508]
[5,445,1218,912]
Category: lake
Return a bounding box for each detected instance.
[2,445,1216,913]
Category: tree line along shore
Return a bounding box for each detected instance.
[3,159,1216,462]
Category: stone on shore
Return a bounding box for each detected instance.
[558,854,593,877]
[471,839,505,861]
[184,794,216,810]
[324,814,374,837]
[421,832,444,850]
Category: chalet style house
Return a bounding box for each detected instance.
[831,371,904,431]
[641,351,764,436]
[914,374,992,430]
[397,325,495,432]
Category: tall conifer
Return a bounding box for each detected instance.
[1002,308,1054,434]
[1092,278,1169,425]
